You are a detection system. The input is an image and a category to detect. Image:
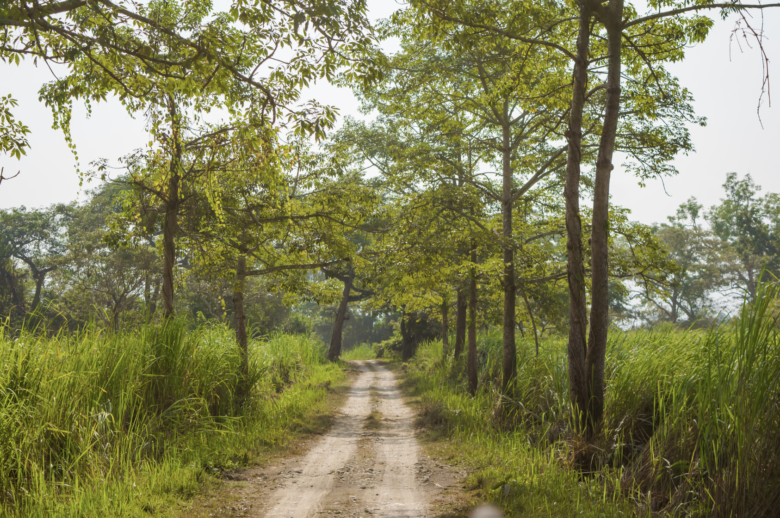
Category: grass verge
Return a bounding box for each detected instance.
[0,321,346,517]
[402,282,780,517]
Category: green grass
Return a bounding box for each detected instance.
[340,343,377,361]
[405,282,780,517]
[0,320,344,517]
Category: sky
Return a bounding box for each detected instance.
[0,3,778,226]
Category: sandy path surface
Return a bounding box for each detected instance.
[251,361,443,518]
[369,364,427,517]
[262,362,375,518]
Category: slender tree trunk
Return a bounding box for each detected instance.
[233,254,249,380]
[501,121,517,395]
[585,0,624,435]
[564,2,592,432]
[143,274,160,325]
[161,173,179,320]
[328,273,353,361]
[31,270,45,311]
[454,288,466,358]
[144,273,151,324]
[467,242,478,395]
[441,295,449,359]
[402,312,415,362]
[149,282,159,324]
[112,301,121,333]
[162,101,181,320]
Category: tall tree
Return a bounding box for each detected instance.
[405,0,751,433]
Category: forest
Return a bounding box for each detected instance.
[1,0,779,516]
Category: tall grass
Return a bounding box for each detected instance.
[407,282,780,517]
[0,320,342,517]
[340,343,376,361]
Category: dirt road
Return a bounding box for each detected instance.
[224,361,463,518]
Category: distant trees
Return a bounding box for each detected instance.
[634,174,779,326]
[0,204,71,316]
[709,173,780,300]
[637,199,731,324]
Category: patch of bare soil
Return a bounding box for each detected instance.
[184,361,471,518]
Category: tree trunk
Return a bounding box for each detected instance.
[1,262,24,314]
[31,270,45,312]
[328,273,353,361]
[143,273,159,325]
[112,301,121,333]
[162,101,181,320]
[144,273,151,324]
[402,312,415,362]
[441,295,449,358]
[454,287,466,358]
[564,2,592,433]
[585,0,624,435]
[233,254,249,380]
[467,242,478,395]
[501,120,517,395]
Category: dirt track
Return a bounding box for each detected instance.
[220,360,464,518]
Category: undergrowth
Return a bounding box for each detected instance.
[406,283,780,517]
[340,343,376,361]
[0,320,344,517]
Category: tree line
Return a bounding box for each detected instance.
[2,0,778,436]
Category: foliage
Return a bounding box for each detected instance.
[406,281,780,516]
[0,94,29,161]
[707,173,780,300]
[0,320,343,517]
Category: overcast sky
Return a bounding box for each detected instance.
[1,3,777,226]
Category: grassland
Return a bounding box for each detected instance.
[0,321,345,517]
[404,283,780,517]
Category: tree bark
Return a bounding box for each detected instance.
[328,273,353,361]
[441,295,449,358]
[501,119,517,395]
[401,312,415,362]
[467,242,478,395]
[585,0,624,435]
[112,300,121,333]
[144,273,159,325]
[144,273,151,323]
[161,101,181,320]
[454,287,466,358]
[1,262,24,314]
[233,254,249,380]
[31,269,46,311]
[564,1,592,433]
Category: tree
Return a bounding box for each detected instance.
[637,198,730,324]
[0,204,71,317]
[52,184,159,331]
[3,0,379,146]
[379,9,573,394]
[177,137,378,372]
[405,0,774,434]
[708,173,780,300]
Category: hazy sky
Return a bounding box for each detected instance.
[1,3,777,226]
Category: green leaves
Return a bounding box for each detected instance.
[0,95,30,161]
